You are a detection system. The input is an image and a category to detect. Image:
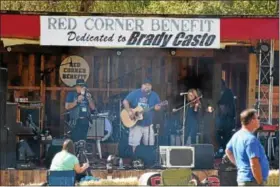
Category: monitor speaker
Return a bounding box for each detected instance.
[159,146,194,168]
[191,144,214,169]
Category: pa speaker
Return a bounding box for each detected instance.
[191,144,214,169]
[135,145,156,167]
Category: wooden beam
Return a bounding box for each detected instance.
[40,55,46,104]
[40,55,46,132]
[60,90,66,136]
[18,53,23,76]
[60,55,67,86]
[7,86,134,92]
[28,54,35,87]
[247,53,257,108]
[49,56,57,100]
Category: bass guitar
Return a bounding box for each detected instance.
[120,100,168,128]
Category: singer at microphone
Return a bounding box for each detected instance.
[65,79,96,142]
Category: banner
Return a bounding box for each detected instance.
[59,56,90,87]
[40,16,220,48]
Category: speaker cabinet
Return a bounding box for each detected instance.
[160,146,194,168]
[19,102,43,130]
[191,144,214,169]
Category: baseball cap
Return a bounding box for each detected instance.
[75,79,87,87]
[142,78,152,85]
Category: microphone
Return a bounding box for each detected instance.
[4,126,10,131]
[172,108,178,112]
[180,92,188,96]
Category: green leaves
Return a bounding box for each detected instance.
[0,0,278,16]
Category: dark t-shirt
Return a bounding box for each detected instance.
[218,88,236,117]
[65,91,90,118]
[125,89,160,127]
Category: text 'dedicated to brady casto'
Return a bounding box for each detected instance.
[40,16,220,49]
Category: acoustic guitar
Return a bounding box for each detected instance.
[120,100,168,128]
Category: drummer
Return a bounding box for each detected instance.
[65,79,96,142]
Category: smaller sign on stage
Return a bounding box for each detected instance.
[40,16,220,48]
[59,56,90,87]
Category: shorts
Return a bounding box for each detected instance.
[129,125,154,146]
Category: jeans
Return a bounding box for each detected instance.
[185,123,198,144]
[71,118,89,142]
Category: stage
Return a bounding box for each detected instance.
[0,168,218,186]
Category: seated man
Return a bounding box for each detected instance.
[50,139,89,174]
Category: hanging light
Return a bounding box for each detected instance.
[257,42,270,53]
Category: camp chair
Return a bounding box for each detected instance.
[161,168,193,186]
[47,170,76,186]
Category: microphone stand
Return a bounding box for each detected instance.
[182,94,187,146]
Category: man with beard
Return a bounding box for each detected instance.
[123,79,161,153]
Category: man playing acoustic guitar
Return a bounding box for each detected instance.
[123,79,161,153]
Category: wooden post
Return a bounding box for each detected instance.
[40,55,46,104]
[60,55,67,86]
[40,55,46,133]
[60,90,66,136]
[247,53,257,108]
[28,54,35,87]
[60,55,67,136]
[49,56,57,100]
[18,53,23,76]
[15,53,24,98]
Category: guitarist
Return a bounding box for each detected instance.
[123,79,161,153]
[65,79,96,142]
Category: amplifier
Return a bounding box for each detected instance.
[87,117,105,139]
[160,146,194,168]
[16,162,36,170]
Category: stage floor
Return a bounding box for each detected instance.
[0,168,218,186]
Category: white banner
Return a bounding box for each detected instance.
[40,16,220,48]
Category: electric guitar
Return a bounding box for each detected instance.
[120,100,168,128]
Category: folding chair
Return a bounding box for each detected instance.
[47,170,76,186]
[161,168,193,186]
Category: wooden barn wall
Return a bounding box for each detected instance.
[4,47,214,136]
[3,46,278,136]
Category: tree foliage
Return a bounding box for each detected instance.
[0,0,278,16]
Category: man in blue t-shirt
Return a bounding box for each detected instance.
[225,108,269,186]
[123,79,161,153]
[65,79,96,142]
